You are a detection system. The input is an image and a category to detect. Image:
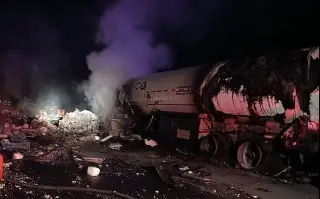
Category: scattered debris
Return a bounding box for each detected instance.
[176,148,188,155]
[79,135,100,142]
[87,166,100,177]
[109,118,125,136]
[12,152,24,160]
[180,171,212,182]
[82,157,105,165]
[130,134,142,141]
[59,109,99,134]
[152,161,176,186]
[274,166,291,177]
[179,166,189,171]
[144,139,158,147]
[44,194,52,199]
[108,143,122,150]
[100,135,113,142]
[1,139,30,150]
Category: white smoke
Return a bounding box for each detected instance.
[84,0,217,120]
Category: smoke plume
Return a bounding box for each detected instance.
[85,0,217,120]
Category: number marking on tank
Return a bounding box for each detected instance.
[135,81,147,90]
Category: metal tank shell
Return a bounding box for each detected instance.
[123,66,203,114]
[123,64,303,121]
[122,47,319,124]
[200,47,319,123]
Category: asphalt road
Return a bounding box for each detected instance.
[0,140,318,199]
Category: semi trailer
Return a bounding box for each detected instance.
[118,47,319,171]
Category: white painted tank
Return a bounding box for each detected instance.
[124,65,203,114]
[122,47,319,124]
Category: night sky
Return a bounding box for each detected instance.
[0,0,318,83]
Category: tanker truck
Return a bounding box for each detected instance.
[118,47,319,171]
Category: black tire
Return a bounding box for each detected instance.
[199,133,232,161]
[237,142,264,170]
[199,135,218,156]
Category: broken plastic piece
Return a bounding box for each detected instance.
[13,152,24,160]
[87,166,100,177]
[145,139,158,147]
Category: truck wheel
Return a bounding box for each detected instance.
[237,142,263,170]
[199,135,218,156]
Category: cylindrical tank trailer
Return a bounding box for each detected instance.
[120,47,319,170]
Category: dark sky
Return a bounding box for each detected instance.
[0,0,318,82]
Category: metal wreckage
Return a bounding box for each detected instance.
[0,47,318,197]
[0,95,103,147]
[116,46,319,174]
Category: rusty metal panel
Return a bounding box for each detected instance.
[211,88,292,117]
[211,88,250,116]
[254,96,287,116]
